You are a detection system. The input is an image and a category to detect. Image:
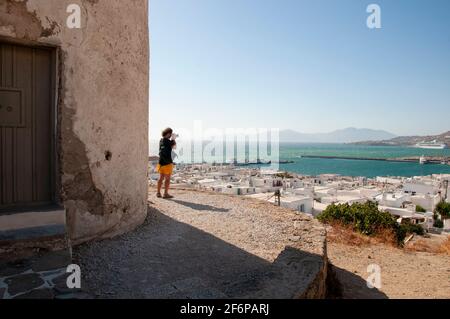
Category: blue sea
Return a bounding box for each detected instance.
[273,143,450,178]
[151,140,450,178]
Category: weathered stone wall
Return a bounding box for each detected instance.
[0,0,149,244]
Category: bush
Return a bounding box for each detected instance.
[415,205,426,213]
[276,172,293,179]
[317,201,406,244]
[399,223,425,236]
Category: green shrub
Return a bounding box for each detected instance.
[318,201,412,245]
[399,223,425,236]
[415,205,426,213]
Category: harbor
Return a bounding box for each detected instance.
[298,155,450,165]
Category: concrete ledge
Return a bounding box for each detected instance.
[0,209,66,231]
[0,225,66,241]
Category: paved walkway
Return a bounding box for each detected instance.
[0,250,89,299]
[73,189,328,299]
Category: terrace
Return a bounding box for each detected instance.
[71,189,330,298]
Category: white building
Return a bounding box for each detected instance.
[376,192,411,208]
[379,206,433,231]
[410,193,441,212]
[246,193,313,214]
[403,179,438,195]
[376,176,403,185]
[279,195,314,214]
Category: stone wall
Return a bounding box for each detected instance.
[0,0,149,244]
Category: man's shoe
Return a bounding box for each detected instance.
[156,193,162,198]
[163,194,174,199]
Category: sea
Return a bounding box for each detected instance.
[272,143,450,178]
[150,140,450,178]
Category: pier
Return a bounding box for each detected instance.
[299,155,450,165]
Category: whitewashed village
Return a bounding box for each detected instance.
[149,159,450,234]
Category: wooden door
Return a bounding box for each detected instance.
[0,42,56,211]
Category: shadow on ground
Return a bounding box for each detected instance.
[328,265,388,299]
[170,199,230,213]
[73,205,388,299]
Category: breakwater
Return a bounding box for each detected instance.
[299,155,450,165]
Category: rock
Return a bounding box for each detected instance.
[13,288,54,299]
[50,272,71,292]
[54,291,93,299]
[5,273,44,296]
[52,276,83,296]
[0,259,32,277]
[31,251,71,272]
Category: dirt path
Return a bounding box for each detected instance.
[73,189,328,298]
[328,242,450,299]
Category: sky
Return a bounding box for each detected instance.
[149,0,450,140]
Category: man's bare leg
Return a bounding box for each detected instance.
[157,174,165,197]
[164,174,173,198]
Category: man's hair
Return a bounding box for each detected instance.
[162,127,173,137]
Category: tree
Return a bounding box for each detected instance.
[435,200,450,220]
[433,219,444,229]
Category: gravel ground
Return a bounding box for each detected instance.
[328,242,450,299]
[73,189,327,298]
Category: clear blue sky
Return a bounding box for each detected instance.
[149,0,450,139]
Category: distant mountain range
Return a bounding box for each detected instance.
[279,127,397,143]
[353,131,450,147]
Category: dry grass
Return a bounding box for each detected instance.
[438,237,450,255]
[327,222,450,256]
[404,236,450,255]
[405,239,440,254]
[326,222,398,247]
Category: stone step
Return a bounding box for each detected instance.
[0,207,84,299]
[0,207,70,261]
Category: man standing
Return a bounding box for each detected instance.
[156,128,176,199]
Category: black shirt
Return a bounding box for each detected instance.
[159,138,175,166]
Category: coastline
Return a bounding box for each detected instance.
[298,155,450,165]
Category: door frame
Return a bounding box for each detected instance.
[0,37,60,214]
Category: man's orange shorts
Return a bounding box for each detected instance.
[156,163,174,175]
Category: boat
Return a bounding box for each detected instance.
[419,156,428,165]
[415,140,447,150]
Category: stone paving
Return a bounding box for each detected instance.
[0,250,90,299]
